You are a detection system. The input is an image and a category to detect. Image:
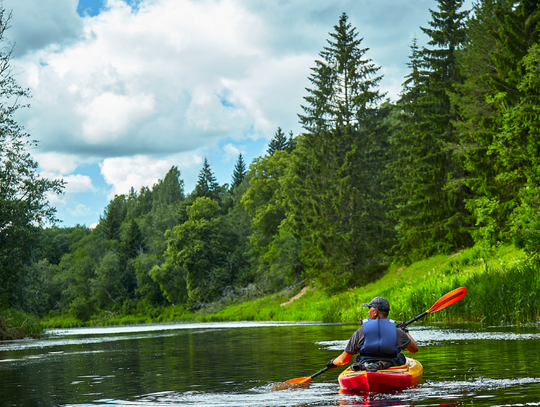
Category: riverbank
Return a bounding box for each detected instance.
[0,309,44,340]
[36,243,540,330]
[202,244,539,326]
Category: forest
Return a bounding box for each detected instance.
[2,0,540,326]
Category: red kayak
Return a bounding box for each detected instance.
[338,357,423,393]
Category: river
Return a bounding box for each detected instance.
[1,321,539,406]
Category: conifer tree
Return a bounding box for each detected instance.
[193,158,221,201]
[101,195,126,241]
[388,0,471,262]
[285,13,389,290]
[286,131,296,152]
[119,219,144,294]
[299,13,383,132]
[267,127,289,155]
[231,153,246,189]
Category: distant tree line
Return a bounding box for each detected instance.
[2,0,540,319]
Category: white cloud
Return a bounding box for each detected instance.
[69,203,94,217]
[14,0,287,159]
[63,174,95,193]
[77,92,156,142]
[222,143,240,163]
[46,191,66,206]
[35,152,79,174]
[100,153,202,198]
[13,0,464,163]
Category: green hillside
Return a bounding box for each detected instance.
[201,244,538,326]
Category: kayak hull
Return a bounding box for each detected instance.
[338,357,423,393]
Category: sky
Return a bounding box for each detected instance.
[5,0,473,228]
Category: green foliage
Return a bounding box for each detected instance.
[69,297,96,322]
[286,13,391,291]
[100,195,126,241]
[193,158,223,201]
[261,228,304,290]
[0,9,64,309]
[15,2,540,328]
[162,197,237,307]
[453,0,540,248]
[91,252,125,309]
[267,127,294,155]
[149,261,188,305]
[151,166,185,210]
[231,153,247,189]
[242,152,289,256]
[241,150,304,291]
[388,0,473,263]
[0,309,43,339]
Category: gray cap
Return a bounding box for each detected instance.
[362,296,390,312]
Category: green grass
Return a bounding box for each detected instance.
[0,309,44,339]
[41,307,197,329]
[39,243,540,329]
[205,244,538,325]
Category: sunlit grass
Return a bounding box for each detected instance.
[208,244,538,325]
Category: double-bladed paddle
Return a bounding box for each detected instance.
[283,286,467,385]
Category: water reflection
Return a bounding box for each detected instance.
[1,322,540,406]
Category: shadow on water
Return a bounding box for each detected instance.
[1,322,540,406]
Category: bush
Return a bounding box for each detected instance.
[0,309,44,340]
[70,297,95,321]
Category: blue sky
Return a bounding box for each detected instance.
[5,0,473,228]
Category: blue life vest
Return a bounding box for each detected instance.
[360,318,402,362]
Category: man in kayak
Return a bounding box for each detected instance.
[326,296,418,369]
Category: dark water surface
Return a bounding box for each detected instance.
[1,321,540,406]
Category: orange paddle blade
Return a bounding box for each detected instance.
[285,377,312,384]
[428,287,467,313]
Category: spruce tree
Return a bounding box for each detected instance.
[299,13,383,132]
[388,0,471,263]
[267,127,289,155]
[231,153,247,189]
[101,195,126,241]
[286,131,296,152]
[285,13,388,290]
[193,158,221,201]
[119,219,143,294]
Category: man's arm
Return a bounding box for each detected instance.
[331,351,354,366]
[405,332,418,353]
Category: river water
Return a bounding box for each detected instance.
[1,321,540,406]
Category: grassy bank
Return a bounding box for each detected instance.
[40,244,540,329]
[202,244,539,326]
[0,309,44,340]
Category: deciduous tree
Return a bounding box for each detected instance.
[0,8,64,308]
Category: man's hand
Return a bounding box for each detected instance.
[326,358,338,369]
[397,322,408,333]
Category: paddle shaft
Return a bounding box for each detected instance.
[402,311,428,328]
[310,366,330,380]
